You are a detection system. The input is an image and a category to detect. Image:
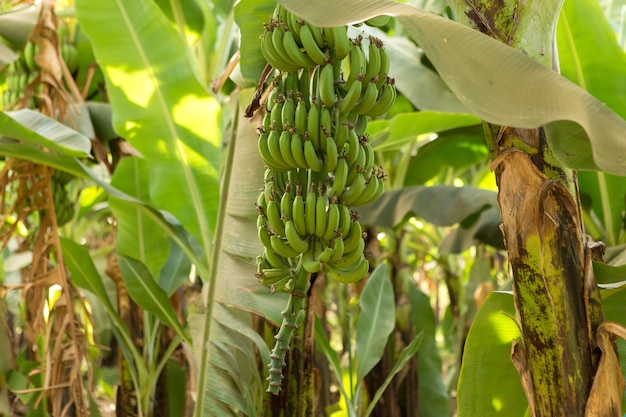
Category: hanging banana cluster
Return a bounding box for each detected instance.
[51,169,75,226]
[1,37,78,109]
[255,4,396,395]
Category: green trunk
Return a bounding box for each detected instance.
[454,0,606,415]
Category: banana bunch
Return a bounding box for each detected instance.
[1,53,36,109]
[256,6,397,395]
[51,169,75,227]
[1,34,79,109]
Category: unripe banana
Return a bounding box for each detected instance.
[292,190,307,237]
[24,42,37,71]
[307,99,321,150]
[324,258,369,284]
[367,82,396,117]
[337,202,352,237]
[304,138,323,172]
[324,136,339,173]
[362,142,375,173]
[329,236,345,261]
[330,157,348,198]
[346,41,366,88]
[285,220,310,254]
[345,129,360,167]
[278,130,298,168]
[306,23,326,49]
[263,247,290,269]
[318,63,336,108]
[261,29,300,72]
[271,235,301,258]
[298,69,311,103]
[314,242,333,264]
[299,24,329,65]
[338,78,362,114]
[270,99,285,132]
[334,236,366,268]
[258,267,292,286]
[290,131,308,168]
[266,198,286,237]
[305,186,317,235]
[281,95,296,127]
[322,199,340,241]
[287,12,303,44]
[259,133,289,171]
[375,46,390,89]
[334,114,349,148]
[365,15,391,28]
[272,24,295,68]
[315,189,328,238]
[341,172,366,205]
[280,186,294,221]
[268,129,289,169]
[351,81,379,115]
[295,98,308,135]
[286,30,317,69]
[364,37,382,83]
[302,245,321,273]
[350,175,382,207]
[258,215,273,249]
[342,219,364,254]
[330,26,350,61]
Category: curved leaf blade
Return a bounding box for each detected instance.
[75,0,221,259]
[279,0,626,175]
[356,262,395,381]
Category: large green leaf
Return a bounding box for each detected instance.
[359,185,498,228]
[118,255,189,344]
[407,285,448,416]
[1,110,91,157]
[457,292,527,417]
[109,157,170,278]
[0,3,39,53]
[356,262,395,381]
[278,0,626,175]
[404,126,489,186]
[75,0,221,263]
[557,0,626,245]
[368,111,481,152]
[234,0,275,84]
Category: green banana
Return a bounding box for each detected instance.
[365,15,391,28]
[333,237,366,268]
[285,220,310,254]
[318,63,336,108]
[262,29,300,72]
[258,267,292,286]
[367,82,396,117]
[280,187,294,221]
[271,235,301,258]
[319,107,332,151]
[268,129,289,169]
[281,95,296,127]
[364,37,381,83]
[330,26,350,61]
[295,98,308,135]
[258,215,273,249]
[302,245,321,273]
[307,23,326,49]
[340,172,366,205]
[346,41,366,88]
[279,130,298,168]
[315,190,328,238]
[324,136,339,173]
[290,132,309,168]
[338,78,362,114]
[259,133,289,171]
[322,199,340,241]
[351,81,379,115]
[263,247,290,269]
[283,29,316,68]
[305,186,317,235]
[266,198,286,237]
[314,242,333,264]
[300,24,329,65]
[334,114,349,148]
[341,219,364,254]
[292,190,308,237]
[362,142,375,172]
[345,129,360,167]
[376,46,390,88]
[329,236,345,261]
[337,203,352,237]
[304,138,323,172]
[351,175,382,207]
[324,258,369,284]
[307,99,321,150]
[330,157,348,198]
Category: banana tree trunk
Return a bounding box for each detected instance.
[454,0,609,415]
